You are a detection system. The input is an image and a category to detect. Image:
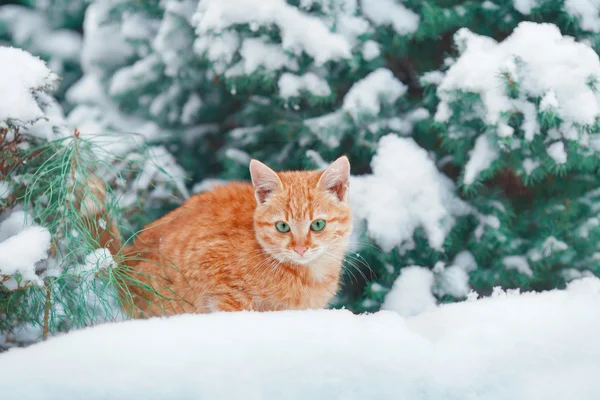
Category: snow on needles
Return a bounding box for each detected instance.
[193,0,352,65]
[514,0,600,33]
[436,22,600,129]
[0,46,58,126]
[361,0,420,35]
[343,68,406,120]
[351,135,468,251]
[0,211,51,289]
[1,277,600,399]
[278,72,331,98]
[381,266,436,317]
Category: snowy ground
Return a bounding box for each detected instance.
[1,277,599,400]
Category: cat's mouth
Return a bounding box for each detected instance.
[284,248,324,265]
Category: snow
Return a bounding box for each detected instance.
[547,141,567,164]
[0,181,11,199]
[303,111,346,148]
[351,135,468,251]
[523,157,540,174]
[503,255,533,277]
[343,68,407,120]
[234,38,298,74]
[66,74,161,157]
[453,250,478,272]
[0,210,50,289]
[2,277,600,399]
[194,32,240,74]
[435,22,600,144]
[542,236,569,256]
[540,90,560,111]
[382,266,436,316]
[565,0,600,33]
[73,249,116,279]
[463,134,499,185]
[181,93,203,125]
[194,0,352,65]
[0,6,82,66]
[80,2,135,74]
[513,0,536,14]
[278,72,331,98]
[153,0,196,77]
[135,146,189,200]
[362,40,380,60]
[109,54,163,97]
[0,46,58,126]
[434,264,471,299]
[361,0,420,35]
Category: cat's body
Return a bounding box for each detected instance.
[116,157,352,316]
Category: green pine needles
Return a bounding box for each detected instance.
[0,130,172,348]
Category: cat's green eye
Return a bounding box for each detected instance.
[311,219,326,231]
[275,221,290,233]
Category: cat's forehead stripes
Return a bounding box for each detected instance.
[276,170,322,221]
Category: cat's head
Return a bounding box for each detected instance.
[250,157,352,266]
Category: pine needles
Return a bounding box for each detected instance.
[0,130,174,348]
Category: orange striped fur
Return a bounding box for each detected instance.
[120,157,352,316]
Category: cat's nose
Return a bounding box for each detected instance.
[294,245,308,256]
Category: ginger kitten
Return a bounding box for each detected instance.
[117,156,352,316]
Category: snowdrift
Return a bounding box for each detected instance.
[1,278,600,400]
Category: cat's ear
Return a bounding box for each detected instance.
[318,156,350,202]
[249,159,283,204]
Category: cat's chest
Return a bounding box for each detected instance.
[253,268,340,311]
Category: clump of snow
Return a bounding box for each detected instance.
[463,134,499,184]
[153,0,197,77]
[0,46,58,126]
[362,40,380,60]
[381,266,436,317]
[503,255,533,277]
[194,0,352,65]
[541,236,569,256]
[523,158,540,174]
[2,277,600,399]
[73,249,116,279]
[0,6,82,72]
[109,54,163,97]
[361,0,419,35]
[0,210,50,289]
[343,68,407,120]
[453,250,478,272]
[351,135,468,251]
[540,90,559,111]
[233,38,298,75]
[433,263,471,299]
[421,71,445,85]
[547,141,567,164]
[194,32,240,74]
[303,111,346,148]
[434,22,600,178]
[278,72,331,98]
[513,0,537,14]
[565,0,600,33]
[80,2,135,74]
[181,93,203,125]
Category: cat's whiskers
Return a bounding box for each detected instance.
[319,247,374,284]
